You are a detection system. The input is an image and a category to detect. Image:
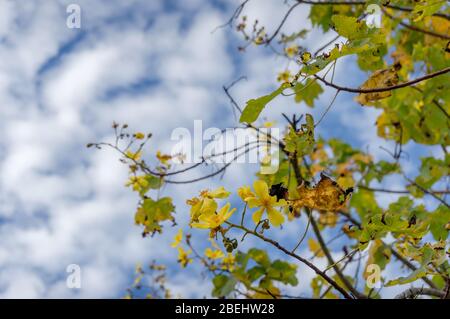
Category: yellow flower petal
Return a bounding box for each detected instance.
[267,207,284,227]
[205,248,225,260]
[200,198,218,215]
[190,222,211,229]
[253,180,269,199]
[246,197,260,208]
[209,186,231,199]
[171,229,183,248]
[252,207,265,224]
[237,186,255,202]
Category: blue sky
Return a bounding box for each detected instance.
[0,0,444,298]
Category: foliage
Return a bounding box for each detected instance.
[92,0,450,299]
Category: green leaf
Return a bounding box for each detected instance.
[267,260,298,286]
[309,5,333,32]
[412,0,445,21]
[364,160,400,183]
[247,266,266,282]
[294,79,323,107]
[239,84,288,123]
[429,205,450,240]
[415,157,448,189]
[385,267,428,286]
[280,29,308,43]
[248,248,271,268]
[138,175,163,196]
[350,189,382,223]
[385,243,444,287]
[284,114,315,156]
[135,197,175,235]
[328,139,359,163]
[212,275,237,297]
[331,15,384,41]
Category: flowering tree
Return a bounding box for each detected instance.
[90,0,450,299]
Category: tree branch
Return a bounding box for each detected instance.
[382,8,450,40]
[394,287,446,299]
[296,0,450,21]
[226,222,354,299]
[313,67,450,94]
[358,185,450,195]
[287,145,365,298]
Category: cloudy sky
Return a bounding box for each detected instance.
[0,0,444,298]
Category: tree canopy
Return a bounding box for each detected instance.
[91,0,450,299]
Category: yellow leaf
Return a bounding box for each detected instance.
[355,67,399,105]
[337,175,355,189]
[319,211,338,227]
[391,49,413,74]
[308,238,325,257]
[429,16,450,34]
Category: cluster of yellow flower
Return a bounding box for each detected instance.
[204,240,236,271]
[171,181,288,269]
[238,180,287,227]
[171,229,192,268]
[186,182,288,232]
[204,248,236,271]
[186,187,235,233]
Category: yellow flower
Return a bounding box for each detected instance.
[246,180,287,227]
[156,151,172,165]
[263,121,275,128]
[125,175,148,192]
[187,187,230,224]
[221,253,236,271]
[133,132,145,140]
[187,197,218,224]
[126,150,142,161]
[204,248,225,260]
[285,45,299,58]
[277,70,292,83]
[177,247,192,268]
[171,229,183,248]
[191,203,235,229]
[237,186,255,202]
[200,186,231,199]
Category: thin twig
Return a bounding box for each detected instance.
[265,2,301,44]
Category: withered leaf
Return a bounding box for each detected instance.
[290,173,352,212]
[355,67,399,105]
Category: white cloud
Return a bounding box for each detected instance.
[0,0,235,298]
[0,0,440,299]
